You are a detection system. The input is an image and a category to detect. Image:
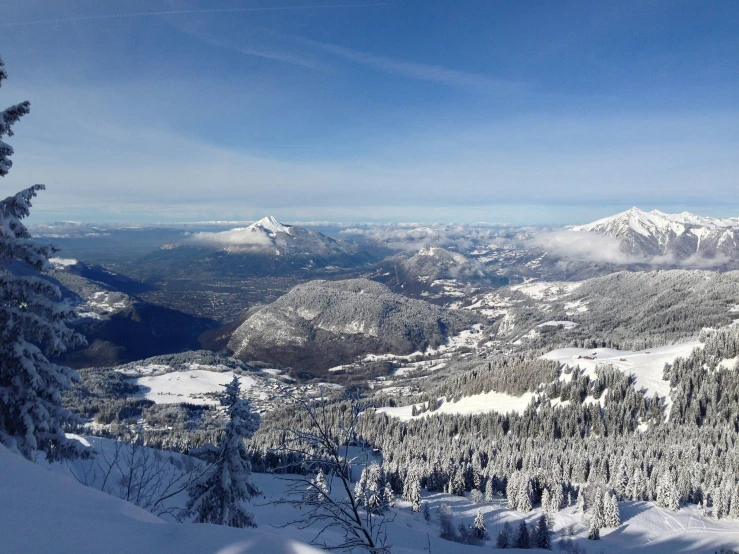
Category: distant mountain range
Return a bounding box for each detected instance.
[569,207,739,266]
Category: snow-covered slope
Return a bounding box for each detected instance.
[5,440,739,553]
[543,341,703,418]
[571,207,739,263]
[0,443,323,554]
[377,390,536,420]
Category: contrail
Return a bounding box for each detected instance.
[0,3,386,28]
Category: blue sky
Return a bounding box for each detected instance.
[0,0,737,224]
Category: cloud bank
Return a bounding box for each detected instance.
[186,228,273,249]
[532,230,733,269]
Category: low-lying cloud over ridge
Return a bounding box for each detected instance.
[533,230,733,268]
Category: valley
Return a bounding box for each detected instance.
[11,210,739,554]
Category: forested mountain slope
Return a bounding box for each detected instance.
[228,278,480,373]
[479,270,739,350]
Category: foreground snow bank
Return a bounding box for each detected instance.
[0,444,321,554]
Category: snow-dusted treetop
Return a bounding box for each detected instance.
[0,56,31,177]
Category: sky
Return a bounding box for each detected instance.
[0,0,737,224]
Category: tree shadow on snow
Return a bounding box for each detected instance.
[617,501,650,524]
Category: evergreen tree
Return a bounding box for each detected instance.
[533,514,552,549]
[311,469,329,503]
[591,488,605,529]
[550,484,564,513]
[496,522,511,548]
[484,477,494,502]
[403,463,422,512]
[729,485,739,519]
[657,471,680,511]
[0,56,86,461]
[575,489,586,513]
[472,508,488,540]
[541,488,551,513]
[355,463,392,515]
[587,517,600,541]
[515,519,530,548]
[451,466,466,496]
[0,56,29,177]
[438,503,456,540]
[603,491,621,527]
[186,375,260,528]
[383,480,394,509]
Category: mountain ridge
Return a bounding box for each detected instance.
[570,207,739,263]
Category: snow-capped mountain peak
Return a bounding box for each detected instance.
[570,207,739,263]
[247,216,292,236]
[574,208,739,236]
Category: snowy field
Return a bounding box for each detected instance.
[4,440,739,553]
[377,390,536,420]
[543,341,703,417]
[131,370,258,405]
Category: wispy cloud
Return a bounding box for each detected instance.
[0,4,386,28]
[532,230,637,265]
[296,36,523,93]
[172,22,326,70]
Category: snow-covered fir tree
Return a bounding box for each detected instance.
[402,463,422,512]
[590,488,605,530]
[472,508,488,540]
[507,470,534,513]
[0,56,86,461]
[0,56,29,177]
[587,516,600,541]
[484,477,494,502]
[541,488,551,513]
[549,484,564,513]
[603,490,621,527]
[657,471,680,511]
[575,488,586,513]
[383,479,394,509]
[308,469,329,503]
[186,375,260,528]
[730,485,739,519]
[355,463,392,515]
